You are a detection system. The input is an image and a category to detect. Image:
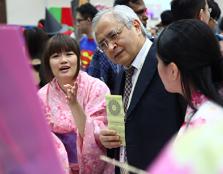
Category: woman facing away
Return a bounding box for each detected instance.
[148,19,223,174]
[38,34,114,174]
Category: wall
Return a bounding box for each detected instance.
[6,0,46,25]
[216,0,223,12]
[6,0,112,25]
[90,0,112,7]
[46,0,73,7]
[5,0,223,25]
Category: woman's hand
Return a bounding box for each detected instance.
[64,82,86,137]
[64,82,78,105]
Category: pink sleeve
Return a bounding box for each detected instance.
[77,79,114,174]
[38,86,75,133]
[38,95,53,128]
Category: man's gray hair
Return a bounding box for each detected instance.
[92,5,147,41]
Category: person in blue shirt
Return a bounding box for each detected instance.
[76,3,98,71]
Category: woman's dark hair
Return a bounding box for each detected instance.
[171,0,206,21]
[157,19,223,108]
[43,34,80,82]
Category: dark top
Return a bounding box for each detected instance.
[108,42,186,173]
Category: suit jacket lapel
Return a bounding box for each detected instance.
[126,43,157,117]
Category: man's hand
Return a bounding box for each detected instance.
[99,129,122,149]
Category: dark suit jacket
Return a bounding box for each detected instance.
[108,42,185,173]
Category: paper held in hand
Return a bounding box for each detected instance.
[106,95,125,146]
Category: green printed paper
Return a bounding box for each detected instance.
[106,95,125,146]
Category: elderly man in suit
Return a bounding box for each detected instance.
[92,5,185,173]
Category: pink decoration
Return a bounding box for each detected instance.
[0,25,64,174]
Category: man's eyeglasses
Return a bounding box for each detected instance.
[98,25,125,52]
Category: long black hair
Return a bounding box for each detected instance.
[157,19,223,108]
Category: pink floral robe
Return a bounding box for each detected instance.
[38,71,114,174]
[177,91,223,137]
[148,91,223,174]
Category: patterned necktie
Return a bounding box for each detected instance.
[123,66,135,114]
[120,66,135,174]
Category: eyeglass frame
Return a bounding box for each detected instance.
[98,24,126,52]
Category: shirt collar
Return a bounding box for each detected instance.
[131,38,152,70]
